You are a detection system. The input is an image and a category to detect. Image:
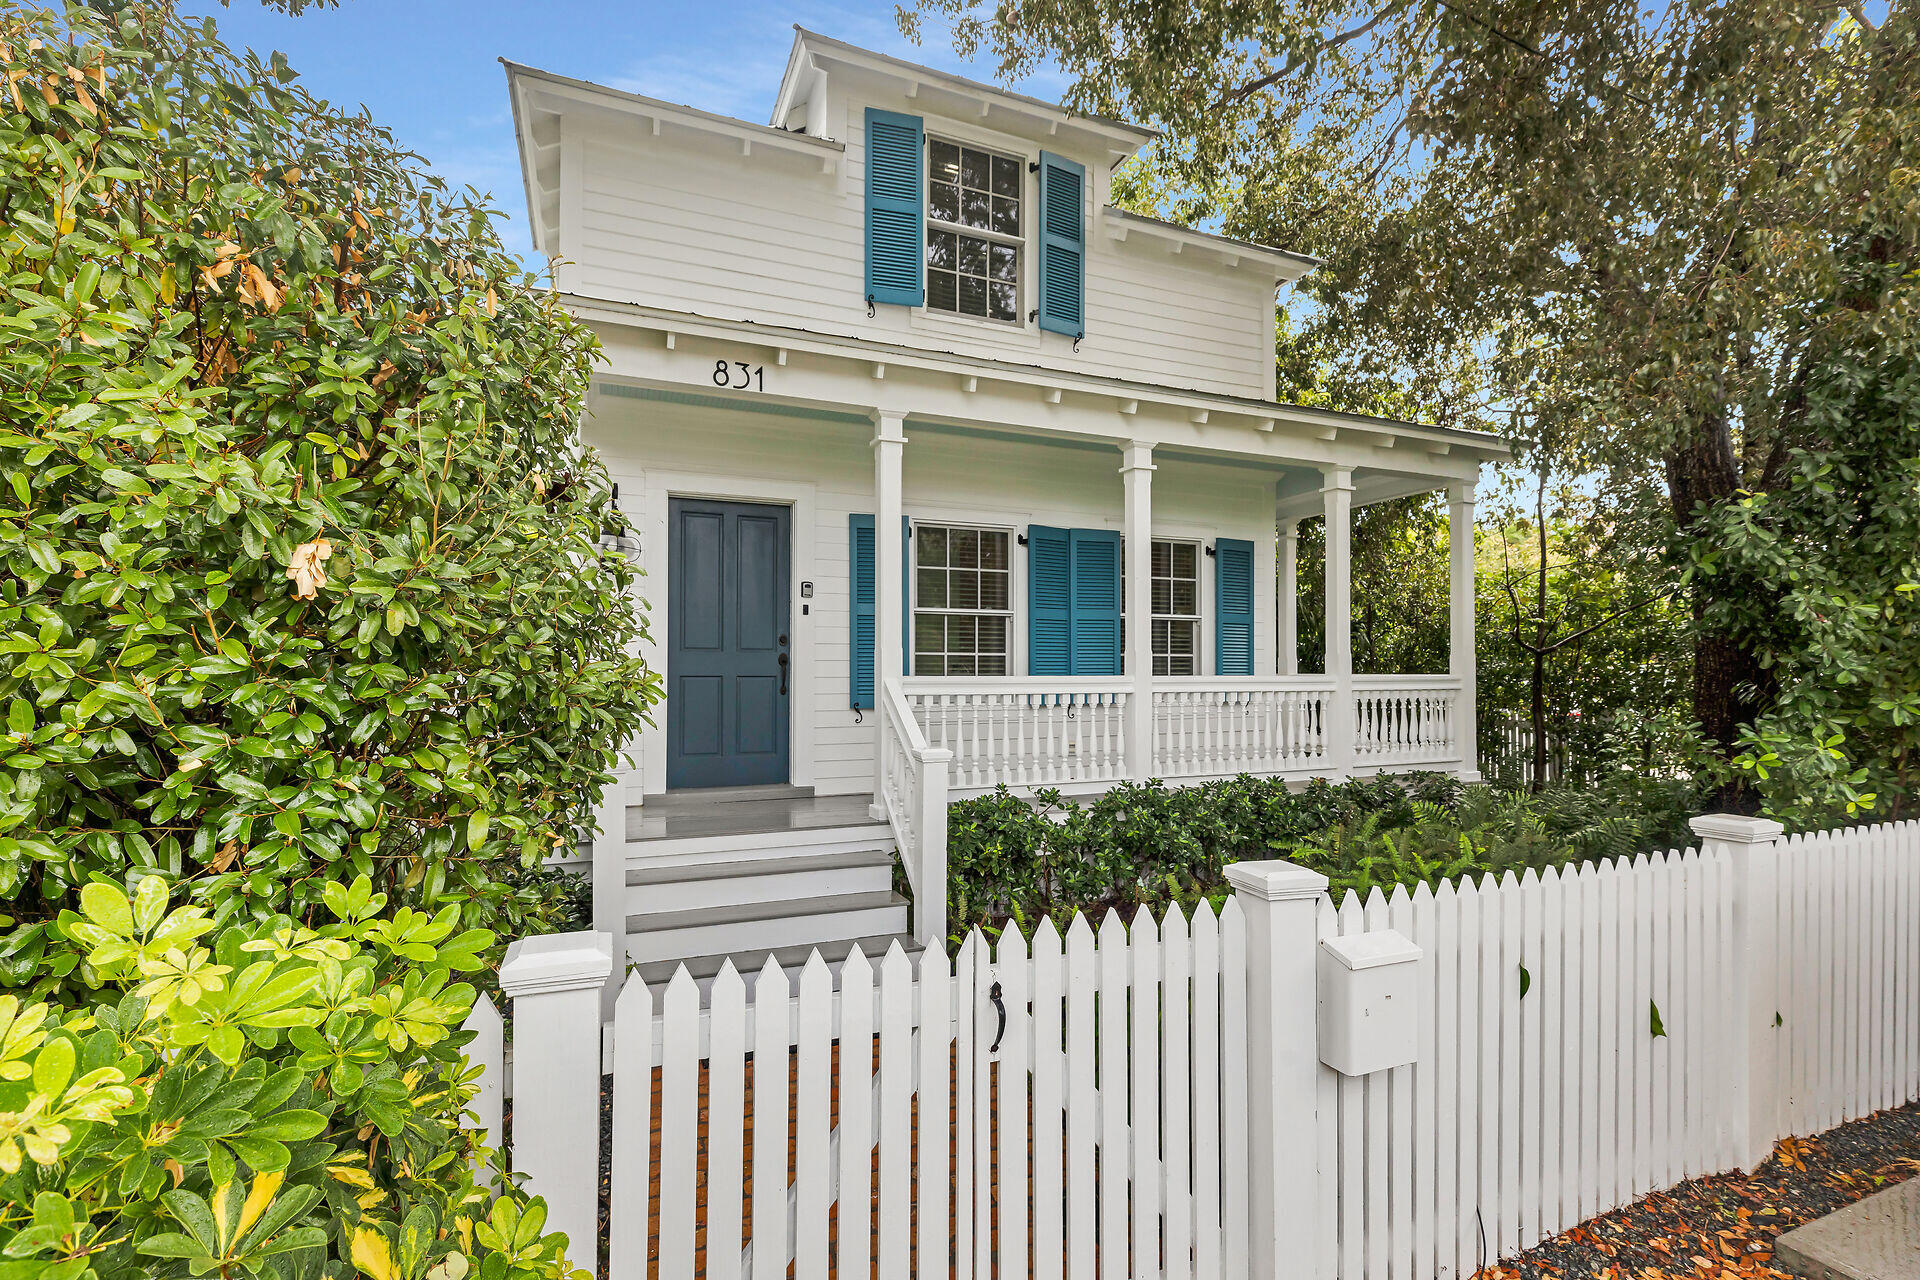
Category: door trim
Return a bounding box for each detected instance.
[629,471,817,798]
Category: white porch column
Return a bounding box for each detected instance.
[1448,480,1481,779]
[1278,518,1299,676]
[1121,440,1156,778]
[872,409,906,805]
[1321,467,1355,774]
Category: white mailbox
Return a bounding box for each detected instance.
[1317,928,1423,1076]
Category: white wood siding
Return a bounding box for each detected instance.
[566,94,1280,401]
[588,393,1285,796]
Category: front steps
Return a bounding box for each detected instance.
[621,786,921,989]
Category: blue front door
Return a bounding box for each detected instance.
[667,498,791,789]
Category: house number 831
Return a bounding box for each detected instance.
[713,359,764,391]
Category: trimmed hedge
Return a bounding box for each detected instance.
[946,772,1696,939]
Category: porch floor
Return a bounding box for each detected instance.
[627,787,879,842]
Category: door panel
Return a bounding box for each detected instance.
[667,498,791,788]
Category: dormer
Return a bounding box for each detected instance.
[505,29,1317,400]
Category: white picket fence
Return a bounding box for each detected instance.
[473,816,1920,1280]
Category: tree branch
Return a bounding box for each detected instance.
[1213,4,1408,107]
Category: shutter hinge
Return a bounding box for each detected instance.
[1073,331,1084,353]
[867,293,876,318]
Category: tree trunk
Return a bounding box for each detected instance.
[1667,417,1774,809]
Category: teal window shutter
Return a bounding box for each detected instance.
[1030,526,1122,675]
[1215,537,1255,675]
[901,515,912,673]
[1036,151,1086,337]
[865,109,924,308]
[1028,525,1071,675]
[1069,529,1122,674]
[850,514,875,707]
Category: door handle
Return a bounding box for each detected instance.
[777,652,789,695]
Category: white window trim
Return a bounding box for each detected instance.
[920,133,1030,331]
[910,519,1017,677]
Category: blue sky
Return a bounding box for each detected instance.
[183,1,1067,262]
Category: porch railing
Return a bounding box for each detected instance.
[1352,674,1462,769]
[898,677,1132,792]
[1153,677,1333,779]
[877,678,951,946]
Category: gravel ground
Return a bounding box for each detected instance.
[1479,1102,1920,1280]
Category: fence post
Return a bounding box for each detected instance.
[1226,859,1331,1280]
[1689,813,1785,1170]
[499,930,613,1275]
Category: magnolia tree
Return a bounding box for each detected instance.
[0,1,656,997]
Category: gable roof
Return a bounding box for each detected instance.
[772,27,1157,161]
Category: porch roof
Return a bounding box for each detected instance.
[568,291,1511,481]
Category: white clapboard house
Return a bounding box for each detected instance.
[504,29,1509,987]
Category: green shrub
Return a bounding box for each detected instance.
[0,874,584,1279]
[0,2,657,1000]
[946,772,1695,937]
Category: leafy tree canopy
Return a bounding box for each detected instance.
[903,0,1920,807]
[0,1,657,997]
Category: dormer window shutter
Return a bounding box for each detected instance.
[1036,151,1086,337]
[864,109,924,308]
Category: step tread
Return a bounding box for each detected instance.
[628,888,907,933]
[633,932,927,986]
[626,847,894,888]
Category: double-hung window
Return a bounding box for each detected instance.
[1151,540,1202,675]
[914,525,1012,675]
[925,138,1022,323]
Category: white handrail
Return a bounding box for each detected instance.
[879,678,951,947]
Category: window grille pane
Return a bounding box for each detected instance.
[928,270,957,312]
[949,571,980,611]
[990,244,1018,282]
[961,147,989,190]
[989,282,1016,321]
[992,154,1020,197]
[1172,580,1197,615]
[951,528,979,568]
[962,187,991,229]
[959,273,987,316]
[980,531,1009,569]
[929,181,959,224]
[979,570,1009,610]
[917,567,946,609]
[917,526,947,565]
[1172,542,1198,577]
[931,140,960,181]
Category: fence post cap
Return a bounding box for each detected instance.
[1225,859,1330,902]
[500,930,614,998]
[1689,813,1785,845]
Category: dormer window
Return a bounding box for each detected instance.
[925,138,1022,323]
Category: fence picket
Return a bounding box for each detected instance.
[1097,911,1130,1280]
[1065,914,1098,1280]
[658,969,700,1280]
[608,978,652,1280]
[878,945,913,1280]
[794,953,834,1280]
[997,924,1032,1280]
[838,946,875,1280]
[1192,902,1223,1280]
[1032,919,1065,1280]
[916,942,952,1280]
[708,962,748,1280]
[1164,904,1195,1280]
[750,956,790,1280]
[1131,907,1163,1280]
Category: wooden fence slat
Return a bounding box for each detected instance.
[609,978,652,1280]
[1131,907,1162,1280]
[878,944,914,1280]
[658,969,701,1280]
[708,962,748,1280]
[1065,915,1098,1280]
[750,956,790,1280]
[838,946,875,1280]
[1098,910,1130,1280]
[1032,918,1066,1280]
[794,953,834,1280]
[1164,904,1194,1280]
[997,924,1032,1280]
